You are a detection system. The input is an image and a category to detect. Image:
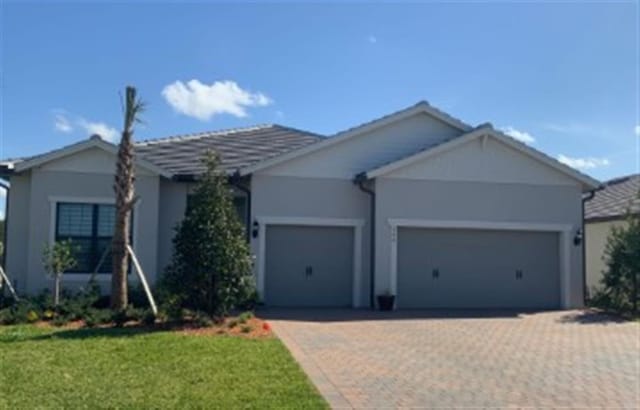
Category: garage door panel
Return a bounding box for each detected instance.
[265,225,353,307]
[397,228,560,309]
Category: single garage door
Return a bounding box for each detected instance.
[265,225,353,307]
[397,228,560,309]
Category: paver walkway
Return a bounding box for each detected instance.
[263,309,639,409]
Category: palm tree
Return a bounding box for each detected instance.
[111,86,144,310]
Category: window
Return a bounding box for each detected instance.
[55,202,127,274]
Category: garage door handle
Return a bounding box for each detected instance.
[305,266,313,277]
[432,269,439,279]
[515,269,523,280]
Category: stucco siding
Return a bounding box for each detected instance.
[251,174,371,305]
[5,173,31,293]
[375,178,585,307]
[18,169,160,294]
[262,113,463,179]
[157,180,190,275]
[585,220,627,296]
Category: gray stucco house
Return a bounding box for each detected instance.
[1,102,600,309]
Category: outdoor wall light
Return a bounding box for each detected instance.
[573,228,583,246]
[252,220,259,238]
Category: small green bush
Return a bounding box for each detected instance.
[240,325,252,334]
[194,312,213,328]
[141,309,156,326]
[111,310,128,327]
[26,310,39,323]
[238,311,254,324]
[52,315,70,327]
[227,319,238,329]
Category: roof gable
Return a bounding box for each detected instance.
[14,136,172,178]
[365,126,600,191]
[240,101,472,176]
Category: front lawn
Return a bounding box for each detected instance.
[0,325,326,409]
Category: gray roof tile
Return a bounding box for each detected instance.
[135,124,322,176]
[585,174,640,221]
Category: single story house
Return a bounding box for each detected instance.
[584,174,639,296]
[1,101,600,309]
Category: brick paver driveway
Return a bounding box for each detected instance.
[263,309,639,409]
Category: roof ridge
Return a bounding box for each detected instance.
[270,124,325,139]
[329,100,473,138]
[604,173,640,186]
[135,124,276,146]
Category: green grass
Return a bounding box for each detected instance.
[0,325,327,409]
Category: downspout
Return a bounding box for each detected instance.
[354,172,375,309]
[581,186,602,304]
[229,170,252,243]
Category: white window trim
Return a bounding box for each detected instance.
[387,218,574,309]
[255,216,365,308]
[48,196,141,280]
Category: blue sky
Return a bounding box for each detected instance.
[1,1,639,188]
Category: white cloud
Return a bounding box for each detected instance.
[499,126,536,144]
[634,124,640,136]
[162,79,272,121]
[54,113,73,133]
[368,35,377,44]
[77,119,119,142]
[557,154,610,170]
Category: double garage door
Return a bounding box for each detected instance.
[263,225,561,309]
[397,228,561,309]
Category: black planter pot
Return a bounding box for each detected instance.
[377,295,395,311]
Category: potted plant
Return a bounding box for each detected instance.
[377,290,395,311]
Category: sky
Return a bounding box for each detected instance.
[1,1,639,202]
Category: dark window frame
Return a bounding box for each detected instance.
[54,202,132,274]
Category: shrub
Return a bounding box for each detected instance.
[591,204,640,314]
[194,311,213,328]
[26,310,39,323]
[52,315,69,327]
[159,153,255,316]
[227,319,238,329]
[111,310,129,327]
[141,309,156,326]
[125,306,145,322]
[42,239,77,306]
[238,311,253,324]
[240,325,252,334]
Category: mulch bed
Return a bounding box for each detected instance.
[31,316,273,338]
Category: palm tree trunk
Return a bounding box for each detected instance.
[111,86,142,310]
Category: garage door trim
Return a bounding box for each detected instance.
[388,218,573,308]
[256,216,365,307]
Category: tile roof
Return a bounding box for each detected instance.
[134,124,322,176]
[585,174,640,221]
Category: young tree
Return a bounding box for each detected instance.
[597,191,640,314]
[160,152,255,316]
[111,86,144,310]
[42,240,77,306]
